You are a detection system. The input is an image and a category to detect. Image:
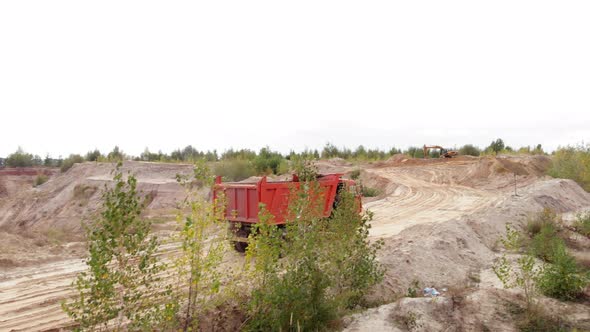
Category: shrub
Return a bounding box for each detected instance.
[60,154,84,172]
[527,209,563,263]
[85,149,102,162]
[406,280,420,298]
[245,171,383,331]
[515,306,571,332]
[107,146,124,161]
[459,144,481,156]
[350,169,361,180]
[548,144,590,191]
[33,174,48,187]
[166,161,230,331]
[291,157,318,182]
[6,147,34,167]
[362,186,380,197]
[253,147,286,175]
[574,211,590,237]
[530,223,563,263]
[214,159,256,181]
[62,165,168,330]
[537,242,589,300]
[494,224,541,312]
[526,208,559,237]
[405,146,424,158]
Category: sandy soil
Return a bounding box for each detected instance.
[1,156,589,331]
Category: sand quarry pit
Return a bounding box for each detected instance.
[1,156,589,331]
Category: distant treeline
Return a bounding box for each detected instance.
[1,139,548,172]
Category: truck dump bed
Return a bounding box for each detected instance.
[213,174,344,225]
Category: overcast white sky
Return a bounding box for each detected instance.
[1,1,589,157]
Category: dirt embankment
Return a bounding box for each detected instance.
[0,161,195,232]
[343,156,590,331]
[0,161,196,268]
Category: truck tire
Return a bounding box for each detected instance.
[232,227,250,253]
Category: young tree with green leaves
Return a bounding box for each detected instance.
[244,161,383,331]
[167,161,233,331]
[62,165,168,331]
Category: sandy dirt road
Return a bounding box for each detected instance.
[365,163,505,238]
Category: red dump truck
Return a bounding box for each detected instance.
[213,173,360,251]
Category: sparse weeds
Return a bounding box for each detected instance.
[573,211,590,237]
[526,208,560,237]
[395,310,422,331]
[33,174,48,187]
[548,144,590,192]
[406,280,420,298]
[361,186,380,197]
[495,211,589,309]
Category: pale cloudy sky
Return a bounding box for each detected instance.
[1,0,589,157]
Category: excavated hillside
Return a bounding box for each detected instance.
[344,156,590,331]
[0,161,195,268]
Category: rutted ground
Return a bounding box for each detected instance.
[0,156,588,331]
[345,157,590,331]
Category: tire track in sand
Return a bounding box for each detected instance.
[365,166,502,238]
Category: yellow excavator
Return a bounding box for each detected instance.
[423,145,458,158]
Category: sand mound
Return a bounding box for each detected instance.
[0,161,195,233]
[371,179,589,300]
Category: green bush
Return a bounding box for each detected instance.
[6,147,34,167]
[574,211,590,237]
[34,174,48,187]
[459,144,481,156]
[405,146,424,158]
[107,146,124,161]
[361,186,380,197]
[85,149,102,162]
[245,174,383,331]
[537,242,589,300]
[60,154,84,172]
[350,169,361,180]
[291,157,319,182]
[253,147,287,175]
[63,166,167,330]
[548,144,590,191]
[530,223,563,263]
[526,208,558,237]
[528,209,563,263]
[214,159,256,181]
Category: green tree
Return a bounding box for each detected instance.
[487,138,505,155]
[61,154,84,172]
[459,144,481,156]
[86,149,102,162]
[62,165,167,331]
[168,162,231,331]
[548,144,590,191]
[6,147,34,167]
[537,243,589,300]
[107,146,124,162]
[493,224,540,313]
[321,143,339,159]
[253,147,286,175]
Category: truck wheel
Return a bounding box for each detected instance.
[233,227,250,253]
